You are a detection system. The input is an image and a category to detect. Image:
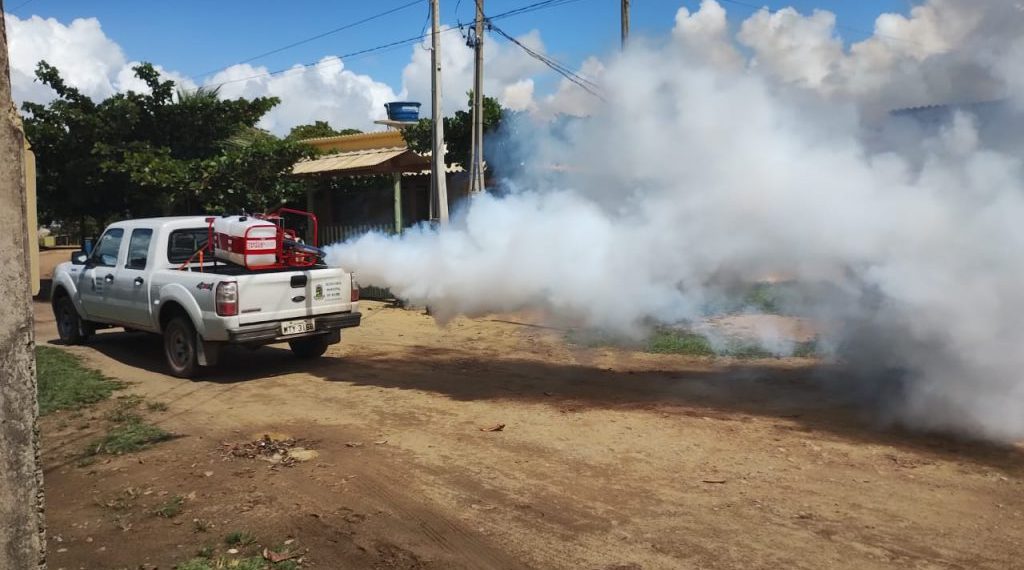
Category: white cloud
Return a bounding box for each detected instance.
[5,13,199,104]
[399,26,549,116]
[6,13,125,102]
[207,57,399,134]
[668,0,1024,112]
[672,0,742,68]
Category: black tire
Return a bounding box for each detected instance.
[54,296,91,345]
[163,316,199,378]
[289,335,330,359]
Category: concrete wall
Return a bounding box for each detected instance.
[0,10,46,570]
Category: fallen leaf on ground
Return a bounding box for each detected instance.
[480,423,506,432]
[263,547,300,563]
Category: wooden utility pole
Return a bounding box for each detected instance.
[467,0,485,194]
[621,0,630,49]
[430,0,450,224]
[0,6,46,570]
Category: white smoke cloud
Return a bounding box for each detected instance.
[538,56,605,118]
[329,3,1024,442]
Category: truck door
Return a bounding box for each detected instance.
[108,228,154,328]
[80,228,125,320]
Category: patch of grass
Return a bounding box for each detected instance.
[196,545,215,559]
[88,418,173,455]
[647,330,715,356]
[175,558,215,570]
[646,329,820,359]
[147,401,169,412]
[236,559,269,570]
[224,530,256,547]
[742,282,785,314]
[154,495,185,518]
[106,394,144,422]
[36,346,122,415]
[176,556,267,570]
[194,518,211,533]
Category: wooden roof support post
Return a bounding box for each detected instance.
[393,172,403,235]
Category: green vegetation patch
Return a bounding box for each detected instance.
[153,495,185,518]
[88,418,173,455]
[36,346,122,415]
[647,330,716,356]
[224,531,257,547]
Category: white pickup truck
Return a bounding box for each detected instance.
[50,216,361,377]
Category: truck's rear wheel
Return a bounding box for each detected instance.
[289,335,329,359]
[164,316,199,378]
[54,296,91,345]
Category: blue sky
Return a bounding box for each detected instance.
[6,0,911,90]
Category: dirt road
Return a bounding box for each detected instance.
[35,298,1024,569]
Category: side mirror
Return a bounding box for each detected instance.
[70,251,88,265]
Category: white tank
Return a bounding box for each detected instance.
[212,216,279,267]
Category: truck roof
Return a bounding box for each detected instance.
[106,216,211,230]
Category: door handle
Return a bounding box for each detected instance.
[104,274,114,283]
[134,277,144,287]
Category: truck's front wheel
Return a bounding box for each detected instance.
[289,335,330,359]
[164,316,199,378]
[54,296,91,345]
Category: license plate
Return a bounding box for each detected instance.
[280,319,315,336]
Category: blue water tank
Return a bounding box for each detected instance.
[385,101,421,122]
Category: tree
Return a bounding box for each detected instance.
[402,92,503,169]
[286,120,361,142]
[22,61,310,232]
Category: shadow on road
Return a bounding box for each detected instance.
[73,328,1024,473]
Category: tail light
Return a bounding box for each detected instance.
[350,275,359,302]
[216,281,238,316]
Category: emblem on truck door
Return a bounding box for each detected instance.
[314,285,324,300]
[196,282,213,290]
[292,295,306,303]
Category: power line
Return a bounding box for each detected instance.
[202,0,594,89]
[194,0,425,80]
[488,0,591,21]
[205,29,459,89]
[490,23,604,100]
[8,0,39,12]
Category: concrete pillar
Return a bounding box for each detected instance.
[0,9,46,570]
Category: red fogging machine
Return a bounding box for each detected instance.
[178,207,325,271]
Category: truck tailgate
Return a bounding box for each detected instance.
[236,269,355,325]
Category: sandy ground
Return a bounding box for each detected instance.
[34,255,1024,569]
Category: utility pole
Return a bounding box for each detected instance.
[430,0,449,224]
[0,7,46,570]
[467,0,485,194]
[621,0,630,49]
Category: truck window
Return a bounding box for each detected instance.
[90,228,124,267]
[167,228,209,264]
[126,228,153,270]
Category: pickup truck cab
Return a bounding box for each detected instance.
[51,216,360,377]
